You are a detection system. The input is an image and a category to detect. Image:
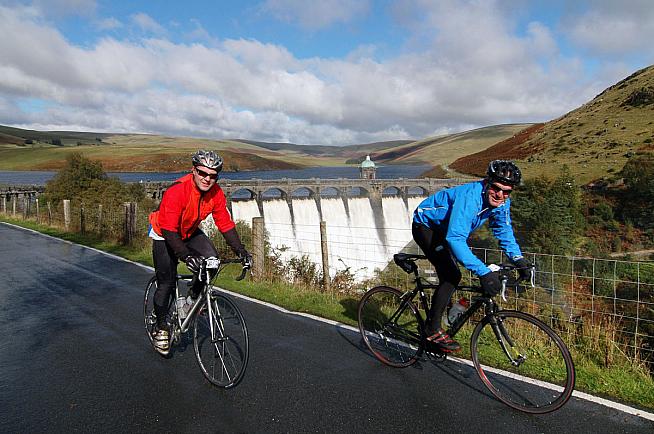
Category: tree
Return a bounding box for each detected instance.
[44,152,145,207]
[511,167,585,255]
[619,154,654,229]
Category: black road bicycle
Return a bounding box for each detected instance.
[358,253,575,414]
[144,257,250,388]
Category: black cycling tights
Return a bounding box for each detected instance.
[152,230,218,326]
[411,223,462,333]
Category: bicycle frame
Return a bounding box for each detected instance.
[171,257,247,341]
[404,264,527,366]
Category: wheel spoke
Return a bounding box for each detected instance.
[358,286,424,368]
[471,310,575,413]
[194,294,249,388]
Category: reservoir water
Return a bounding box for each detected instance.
[0,165,431,185]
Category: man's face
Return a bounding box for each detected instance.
[193,165,218,192]
[487,181,513,207]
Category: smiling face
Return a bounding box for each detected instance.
[486,180,513,207]
[192,165,218,192]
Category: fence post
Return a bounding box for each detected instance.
[2,196,5,214]
[12,195,16,217]
[36,198,40,223]
[63,199,71,230]
[22,197,28,220]
[123,202,137,245]
[97,204,103,234]
[80,204,86,234]
[252,217,264,280]
[47,201,52,225]
[320,221,331,291]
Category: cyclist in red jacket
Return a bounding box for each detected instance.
[148,149,251,355]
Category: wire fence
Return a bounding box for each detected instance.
[3,196,653,371]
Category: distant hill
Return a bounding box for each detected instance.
[0,123,525,174]
[451,65,654,182]
[234,139,414,157]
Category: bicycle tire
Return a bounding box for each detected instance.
[143,277,158,346]
[470,310,575,414]
[193,293,249,388]
[358,286,425,368]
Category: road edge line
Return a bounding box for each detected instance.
[3,221,653,421]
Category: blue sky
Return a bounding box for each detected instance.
[0,0,652,145]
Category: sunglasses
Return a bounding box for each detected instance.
[489,183,512,195]
[195,167,218,180]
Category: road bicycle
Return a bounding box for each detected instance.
[144,257,250,388]
[357,253,575,414]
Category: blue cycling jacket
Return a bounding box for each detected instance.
[413,180,523,276]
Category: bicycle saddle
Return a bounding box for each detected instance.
[393,253,426,274]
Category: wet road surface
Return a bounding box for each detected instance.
[1,222,652,433]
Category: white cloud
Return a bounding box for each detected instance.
[130,12,166,35]
[32,0,96,17]
[259,0,370,30]
[96,16,122,31]
[564,0,654,57]
[0,2,648,146]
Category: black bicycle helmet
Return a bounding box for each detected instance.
[192,149,223,171]
[486,160,521,186]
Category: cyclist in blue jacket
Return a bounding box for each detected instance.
[412,160,531,352]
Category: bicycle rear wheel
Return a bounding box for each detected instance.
[143,277,158,345]
[358,286,425,368]
[471,310,575,414]
[193,293,249,388]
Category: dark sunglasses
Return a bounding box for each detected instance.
[489,183,512,195]
[195,167,218,180]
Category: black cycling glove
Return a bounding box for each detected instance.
[480,271,502,297]
[513,257,533,281]
[239,250,253,269]
[184,254,204,274]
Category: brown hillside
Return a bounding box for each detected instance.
[32,150,304,172]
[451,65,654,182]
[450,123,545,176]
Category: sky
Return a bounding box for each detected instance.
[0,0,653,146]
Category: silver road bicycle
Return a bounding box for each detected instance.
[144,257,250,388]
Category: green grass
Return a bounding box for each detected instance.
[2,214,654,411]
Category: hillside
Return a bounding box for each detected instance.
[0,124,527,173]
[451,65,654,182]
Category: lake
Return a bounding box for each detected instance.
[0,165,432,185]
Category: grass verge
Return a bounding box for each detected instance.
[2,215,653,411]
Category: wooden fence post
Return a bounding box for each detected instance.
[22,197,28,220]
[123,202,137,244]
[252,217,264,280]
[80,204,86,234]
[2,196,6,214]
[97,204,103,234]
[12,195,16,217]
[63,199,71,230]
[47,201,52,225]
[36,198,40,223]
[320,221,331,291]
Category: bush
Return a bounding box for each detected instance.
[43,152,147,208]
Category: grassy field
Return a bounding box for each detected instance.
[0,123,530,175]
[2,214,653,411]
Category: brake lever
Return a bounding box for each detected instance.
[501,277,508,302]
[235,264,249,281]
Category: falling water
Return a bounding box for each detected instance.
[230,195,427,280]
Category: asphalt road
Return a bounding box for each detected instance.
[1,222,652,433]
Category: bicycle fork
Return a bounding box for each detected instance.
[489,315,526,367]
[206,289,233,380]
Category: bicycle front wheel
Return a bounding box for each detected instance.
[471,310,575,414]
[143,277,158,345]
[358,286,425,368]
[193,293,249,388]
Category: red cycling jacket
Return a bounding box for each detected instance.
[149,173,235,239]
